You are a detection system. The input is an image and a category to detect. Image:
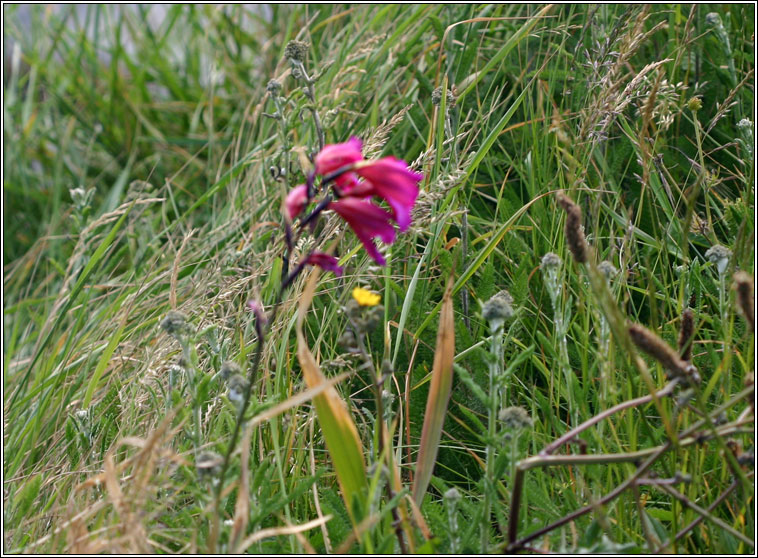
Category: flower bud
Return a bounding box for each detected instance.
[705,244,731,275]
[219,361,242,382]
[196,451,223,478]
[431,86,455,108]
[266,78,282,95]
[687,96,702,112]
[160,311,192,338]
[482,290,514,331]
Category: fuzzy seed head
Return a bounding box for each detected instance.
[598,260,618,280]
[219,361,242,382]
[498,406,533,431]
[431,86,455,107]
[196,451,223,478]
[161,311,191,337]
[705,244,731,274]
[228,374,249,405]
[444,487,461,502]
[705,12,723,27]
[266,79,282,95]
[284,40,308,63]
[482,290,515,327]
[540,252,562,271]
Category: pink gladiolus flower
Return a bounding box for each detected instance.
[284,184,308,220]
[314,136,364,194]
[329,198,396,266]
[305,252,343,276]
[352,157,422,231]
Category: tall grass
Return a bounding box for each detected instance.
[3,4,754,553]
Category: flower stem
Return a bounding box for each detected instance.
[294,60,324,152]
[481,321,504,552]
[208,298,282,552]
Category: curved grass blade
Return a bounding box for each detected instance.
[412,275,455,505]
[296,267,367,523]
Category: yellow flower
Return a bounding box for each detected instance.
[352,287,381,307]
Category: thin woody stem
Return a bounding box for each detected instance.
[506,444,669,552]
[540,381,677,456]
[209,299,282,552]
[655,483,754,548]
[507,385,755,551]
[655,475,751,553]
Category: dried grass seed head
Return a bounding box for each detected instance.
[733,271,755,333]
[678,308,695,362]
[556,193,589,264]
[628,322,700,385]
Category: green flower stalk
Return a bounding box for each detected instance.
[444,487,462,553]
[596,261,618,404]
[541,253,575,423]
[161,310,203,449]
[480,289,514,551]
[706,244,732,335]
[266,78,290,181]
[284,40,324,151]
[499,406,533,490]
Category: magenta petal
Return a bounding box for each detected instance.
[305,252,343,276]
[353,157,422,231]
[284,184,308,220]
[330,198,396,265]
[314,136,364,177]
